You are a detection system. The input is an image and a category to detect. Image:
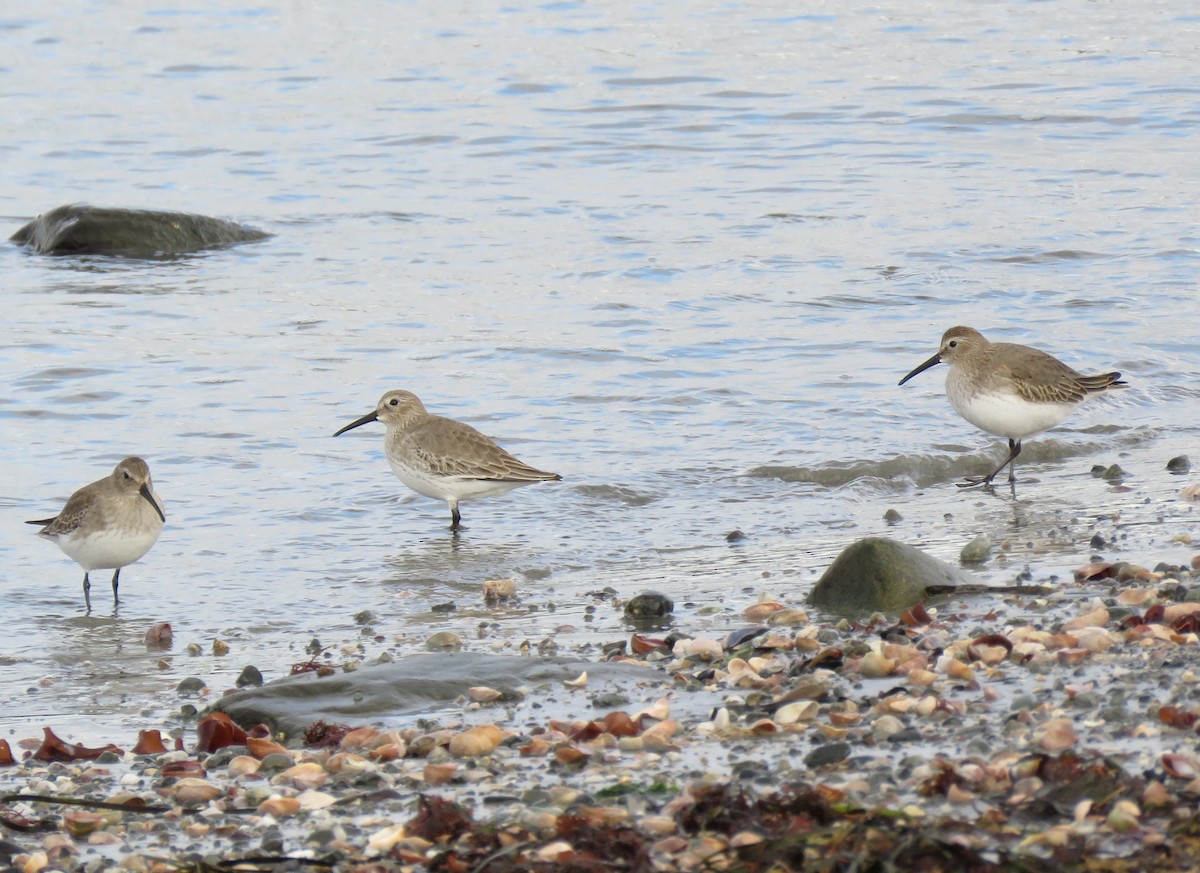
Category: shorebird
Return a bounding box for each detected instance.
[335,390,561,531]
[898,326,1126,488]
[27,457,166,610]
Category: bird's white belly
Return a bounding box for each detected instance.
[386,457,526,503]
[52,525,161,571]
[947,379,1076,440]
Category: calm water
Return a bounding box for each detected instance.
[2,0,1198,743]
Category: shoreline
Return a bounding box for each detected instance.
[5,550,1200,871]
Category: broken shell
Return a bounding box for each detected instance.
[468,686,503,703]
[564,672,588,688]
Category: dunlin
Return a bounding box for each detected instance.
[335,390,561,531]
[898,326,1126,488]
[27,457,166,610]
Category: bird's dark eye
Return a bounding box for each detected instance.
[123,472,132,480]
[389,398,399,406]
[947,340,958,348]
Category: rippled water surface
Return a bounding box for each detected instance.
[2,0,1199,742]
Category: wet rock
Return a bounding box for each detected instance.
[177,677,206,696]
[804,742,850,768]
[236,666,264,688]
[1102,464,1127,481]
[725,529,746,543]
[960,536,992,564]
[11,204,270,257]
[425,631,464,650]
[1167,455,1191,474]
[1090,533,1107,550]
[624,591,674,618]
[883,508,902,524]
[210,653,672,737]
[806,537,972,615]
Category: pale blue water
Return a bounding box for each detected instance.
[1,0,1198,743]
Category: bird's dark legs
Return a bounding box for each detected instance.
[959,439,1022,488]
[82,572,92,613]
[111,568,121,603]
[450,504,463,532]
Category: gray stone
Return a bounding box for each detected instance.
[209,653,695,738]
[11,204,270,257]
[806,537,972,615]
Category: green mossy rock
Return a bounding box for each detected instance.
[807,536,972,616]
[11,204,270,257]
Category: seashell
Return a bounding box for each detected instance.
[857,651,895,678]
[1115,588,1155,606]
[676,637,723,660]
[339,727,381,749]
[1062,607,1109,631]
[1161,753,1200,779]
[296,790,336,810]
[468,686,503,703]
[247,736,290,759]
[564,672,588,688]
[1106,800,1140,832]
[366,823,407,855]
[871,715,904,738]
[257,796,301,817]
[774,701,819,724]
[324,752,374,777]
[1164,602,1200,623]
[743,601,785,621]
[448,725,503,758]
[642,718,678,740]
[907,669,939,687]
[634,698,671,722]
[227,755,261,777]
[423,762,458,785]
[1036,718,1077,752]
[767,608,809,626]
[169,777,223,806]
[274,762,328,790]
[63,811,106,837]
[815,723,848,740]
[730,831,763,847]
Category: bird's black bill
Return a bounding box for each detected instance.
[334,410,379,437]
[898,353,942,386]
[140,484,167,522]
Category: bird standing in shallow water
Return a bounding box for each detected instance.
[335,390,561,531]
[898,326,1127,488]
[27,457,166,611]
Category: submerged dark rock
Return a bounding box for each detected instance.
[806,536,972,615]
[210,653,673,737]
[11,204,270,257]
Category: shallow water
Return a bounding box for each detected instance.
[1,0,1198,744]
